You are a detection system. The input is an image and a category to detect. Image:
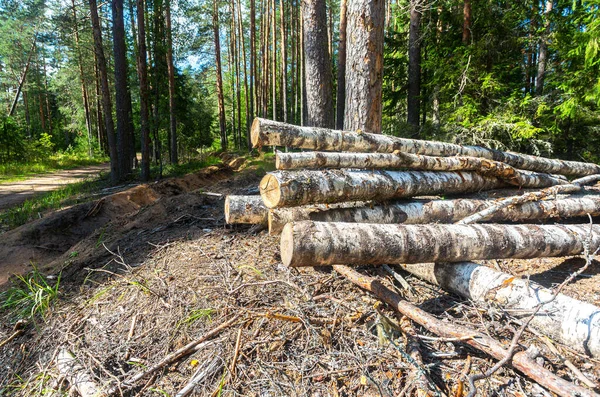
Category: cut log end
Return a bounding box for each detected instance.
[260,174,282,208]
[250,118,263,148]
[280,222,296,267]
[224,196,232,223]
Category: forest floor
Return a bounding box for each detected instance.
[0,163,109,211]
[0,154,599,396]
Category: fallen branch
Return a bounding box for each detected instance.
[399,262,600,358]
[122,315,239,387]
[332,265,598,397]
[175,356,223,397]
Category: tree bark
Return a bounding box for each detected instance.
[260,170,504,208]
[213,0,227,150]
[344,0,384,133]
[333,265,598,397]
[279,0,287,123]
[72,0,93,157]
[136,0,151,181]
[275,151,566,188]
[462,0,471,44]
[400,262,600,358]
[250,0,256,129]
[281,222,600,267]
[335,0,348,130]
[302,0,334,128]
[224,195,268,225]
[166,0,178,164]
[535,0,553,96]
[250,118,600,176]
[267,195,600,234]
[112,0,133,178]
[271,0,277,121]
[406,0,421,131]
[89,0,119,184]
[237,0,251,150]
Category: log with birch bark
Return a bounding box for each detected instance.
[458,174,600,224]
[275,151,567,187]
[56,349,107,397]
[333,265,599,397]
[398,262,600,358]
[280,221,600,267]
[251,118,600,176]
[259,170,505,208]
[224,195,268,225]
[267,195,600,234]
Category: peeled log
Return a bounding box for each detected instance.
[276,151,566,188]
[252,118,600,176]
[224,195,268,225]
[400,262,600,358]
[268,196,600,234]
[280,222,600,267]
[260,170,504,208]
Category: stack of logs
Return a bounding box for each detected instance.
[225,118,600,396]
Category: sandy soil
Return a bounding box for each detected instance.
[0,163,109,211]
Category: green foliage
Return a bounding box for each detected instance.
[0,177,109,229]
[0,268,60,323]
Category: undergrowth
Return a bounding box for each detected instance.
[0,268,60,323]
[0,176,110,229]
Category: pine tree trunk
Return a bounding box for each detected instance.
[462,0,471,44]
[281,222,600,267]
[72,0,93,157]
[166,0,178,164]
[213,0,227,150]
[237,0,251,150]
[302,0,334,128]
[267,195,600,234]
[406,0,421,131]
[279,0,287,123]
[8,36,36,118]
[535,0,553,96]
[250,0,256,128]
[335,0,347,130]
[271,0,277,121]
[251,118,600,176]
[400,262,600,358]
[89,0,119,183]
[344,0,384,133]
[112,0,133,178]
[136,0,151,181]
[260,170,504,208]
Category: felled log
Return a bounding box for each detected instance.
[333,265,598,397]
[275,151,566,187]
[56,350,107,397]
[260,170,504,208]
[252,118,600,176]
[459,174,600,224]
[224,195,268,225]
[280,222,600,267]
[399,262,600,358]
[267,196,600,234]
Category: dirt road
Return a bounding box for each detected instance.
[0,163,109,211]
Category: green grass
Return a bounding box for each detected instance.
[0,268,60,323]
[0,153,108,184]
[150,155,222,179]
[177,308,215,327]
[0,176,110,230]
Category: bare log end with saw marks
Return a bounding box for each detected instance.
[224,195,268,224]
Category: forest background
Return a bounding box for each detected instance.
[1,0,599,184]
